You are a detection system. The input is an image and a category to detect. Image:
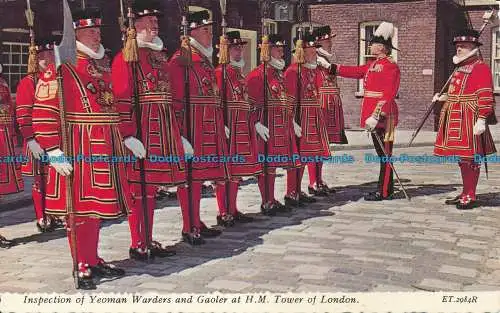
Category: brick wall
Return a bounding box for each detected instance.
[311,0,439,131]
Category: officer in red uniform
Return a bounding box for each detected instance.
[283,33,328,207]
[33,8,129,289]
[330,22,400,201]
[169,10,225,245]
[434,29,496,210]
[246,34,299,215]
[0,64,22,248]
[309,25,347,196]
[214,31,262,226]
[16,36,65,233]
[112,0,185,259]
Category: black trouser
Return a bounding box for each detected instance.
[371,128,394,197]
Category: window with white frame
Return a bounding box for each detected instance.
[357,21,398,95]
[1,42,29,94]
[492,27,500,92]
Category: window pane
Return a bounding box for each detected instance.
[11,45,21,54]
[494,60,500,89]
[12,54,20,65]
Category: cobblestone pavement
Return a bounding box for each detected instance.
[0,146,499,294]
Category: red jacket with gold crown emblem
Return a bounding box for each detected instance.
[337,56,400,141]
[434,56,496,158]
[317,64,347,144]
[0,76,24,195]
[246,63,300,170]
[169,47,228,182]
[32,55,132,219]
[215,63,262,178]
[284,63,330,158]
[16,73,44,177]
[112,47,186,187]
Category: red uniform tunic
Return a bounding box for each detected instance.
[284,63,330,159]
[0,77,24,195]
[112,48,186,187]
[337,56,400,141]
[215,64,262,178]
[317,65,347,144]
[32,56,132,219]
[169,48,227,182]
[246,63,300,169]
[434,57,496,158]
[16,74,42,176]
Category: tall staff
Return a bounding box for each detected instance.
[122,3,152,261]
[259,0,271,210]
[54,0,78,288]
[218,0,232,219]
[25,0,48,228]
[294,1,305,197]
[177,0,195,234]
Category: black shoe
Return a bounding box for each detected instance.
[308,186,328,197]
[318,183,336,194]
[91,261,125,278]
[299,192,317,203]
[51,217,65,229]
[0,235,15,248]
[445,195,462,205]
[182,229,205,246]
[74,270,97,290]
[364,191,393,201]
[200,223,222,237]
[456,197,478,210]
[272,201,292,213]
[260,203,276,216]
[284,195,303,207]
[233,211,254,223]
[149,241,176,257]
[129,247,153,261]
[216,214,235,227]
[36,220,54,233]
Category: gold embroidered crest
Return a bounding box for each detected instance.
[97,91,115,112]
[35,79,59,100]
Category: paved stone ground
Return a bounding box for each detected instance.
[0,146,499,294]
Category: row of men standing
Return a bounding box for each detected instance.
[0,0,358,290]
[3,0,494,291]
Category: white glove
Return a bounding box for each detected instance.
[365,116,379,131]
[181,136,194,155]
[255,122,270,142]
[225,126,230,139]
[473,118,486,135]
[124,137,146,159]
[47,149,73,176]
[317,56,331,69]
[293,121,302,138]
[27,139,44,160]
[432,93,448,103]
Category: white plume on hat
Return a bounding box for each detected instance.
[374,22,394,40]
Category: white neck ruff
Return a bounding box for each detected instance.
[317,47,333,60]
[304,60,318,69]
[269,57,285,70]
[230,58,245,69]
[190,37,213,60]
[137,35,164,51]
[317,55,331,69]
[453,48,479,65]
[76,41,105,60]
